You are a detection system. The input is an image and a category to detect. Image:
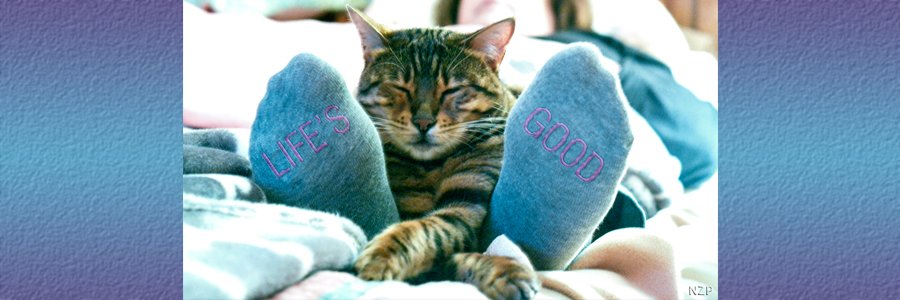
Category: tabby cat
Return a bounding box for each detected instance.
[347,6,540,300]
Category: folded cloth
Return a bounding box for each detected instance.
[183,128,254,177]
[183,194,367,300]
[184,174,267,203]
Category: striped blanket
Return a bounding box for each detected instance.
[183,128,367,299]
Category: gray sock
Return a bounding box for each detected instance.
[484,44,633,270]
[249,53,399,238]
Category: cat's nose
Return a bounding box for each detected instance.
[413,118,435,132]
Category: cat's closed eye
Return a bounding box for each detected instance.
[387,85,412,102]
[376,94,396,107]
[443,86,479,107]
[365,83,408,107]
[440,86,465,103]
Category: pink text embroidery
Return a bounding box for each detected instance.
[260,105,350,178]
[523,107,604,182]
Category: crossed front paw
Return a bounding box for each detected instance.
[453,253,541,300]
[354,221,539,299]
[354,223,433,281]
[354,249,406,281]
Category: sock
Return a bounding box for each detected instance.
[249,53,399,238]
[484,44,634,270]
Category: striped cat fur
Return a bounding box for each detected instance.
[348,6,540,300]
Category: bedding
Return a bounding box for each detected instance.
[262,175,718,300]
[182,130,716,300]
[183,1,717,299]
[266,188,718,300]
[183,193,366,299]
[181,151,715,300]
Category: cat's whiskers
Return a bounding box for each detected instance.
[383,44,405,71]
[454,117,504,126]
[490,102,511,114]
[451,134,481,151]
[457,118,504,129]
[431,119,503,142]
[447,49,468,73]
[370,116,405,127]
[430,127,459,141]
[371,61,404,73]
[370,117,414,143]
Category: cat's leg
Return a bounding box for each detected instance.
[355,202,484,280]
[355,202,539,300]
[248,53,399,239]
[484,43,634,270]
[444,252,540,300]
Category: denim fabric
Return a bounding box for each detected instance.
[542,30,718,189]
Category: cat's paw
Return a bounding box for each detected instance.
[354,247,407,281]
[355,221,433,281]
[452,253,540,300]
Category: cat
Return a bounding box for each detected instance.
[346,6,540,300]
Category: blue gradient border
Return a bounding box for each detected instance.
[2,0,900,299]
[1,0,181,298]
[719,1,900,299]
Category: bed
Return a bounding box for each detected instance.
[183,1,718,299]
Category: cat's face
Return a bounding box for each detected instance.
[349,7,515,161]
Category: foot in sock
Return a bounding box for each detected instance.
[484,43,634,270]
[249,53,399,238]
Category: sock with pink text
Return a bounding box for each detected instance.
[484,44,633,270]
[249,53,399,239]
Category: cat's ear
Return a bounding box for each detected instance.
[347,5,390,63]
[464,18,515,71]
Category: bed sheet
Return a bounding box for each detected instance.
[267,174,718,300]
